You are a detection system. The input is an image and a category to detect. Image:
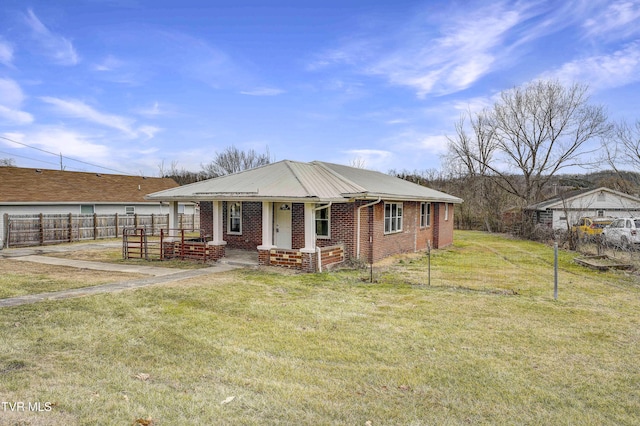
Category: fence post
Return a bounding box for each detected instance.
[3,213,8,248]
[39,213,44,245]
[115,213,119,237]
[151,214,155,235]
[134,213,139,229]
[68,213,73,242]
[93,213,98,240]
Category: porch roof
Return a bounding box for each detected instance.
[145,160,463,204]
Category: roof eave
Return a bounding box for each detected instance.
[343,192,463,204]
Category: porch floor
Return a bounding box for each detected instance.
[219,248,259,267]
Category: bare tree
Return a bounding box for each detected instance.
[445,110,505,232]
[489,80,610,205]
[158,159,205,185]
[603,118,640,173]
[0,158,16,167]
[201,146,272,178]
[447,80,610,236]
[349,156,367,169]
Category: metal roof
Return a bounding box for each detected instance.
[145,160,463,203]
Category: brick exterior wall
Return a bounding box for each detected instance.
[269,248,303,268]
[200,199,456,270]
[317,203,357,260]
[435,203,454,248]
[200,201,213,239]
[320,244,345,269]
[291,203,305,249]
[222,201,262,250]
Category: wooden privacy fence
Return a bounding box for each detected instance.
[3,213,198,248]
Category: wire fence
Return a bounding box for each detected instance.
[3,213,199,248]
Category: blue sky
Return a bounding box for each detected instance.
[1,0,639,176]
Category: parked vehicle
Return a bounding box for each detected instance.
[601,217,640,248]
[572,216,615,241]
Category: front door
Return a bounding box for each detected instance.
[275,202,292,249]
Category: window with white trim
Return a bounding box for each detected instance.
[384,202,403,234]
[125,206,135,215]
[315,205,330,238]
[420,202,431,228]
[228,202,242,234]
[80,205,94,214]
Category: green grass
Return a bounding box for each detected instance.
[0,260,143,299]
[0,231,639,425]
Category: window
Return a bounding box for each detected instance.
[228,202,242,234]
[316,205,330,238]
[420,202,431,228]
[445,203,449,221]
[384,202,403,234]
[80,205,94,214]
[125,206,135,215]
[596,210,605,217]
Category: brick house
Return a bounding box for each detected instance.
[146,160,462,272]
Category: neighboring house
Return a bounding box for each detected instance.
[146,160,463,272]
[526,187,640,230]
[0,167,195,248]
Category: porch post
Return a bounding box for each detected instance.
[169,201,180,236]
[259,201,275,248]
[300,202,317,272]
[207,200,226,261]
[211,200,225,244]
[257,201,275,266]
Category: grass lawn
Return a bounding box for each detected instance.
[0,231,638,425]
[0,260,144,299]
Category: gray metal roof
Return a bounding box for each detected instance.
[145,160,463,203]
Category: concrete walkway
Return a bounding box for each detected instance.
[9,255,190,276]
[0,242,241,308]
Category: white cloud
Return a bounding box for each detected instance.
[2,128,109,161]
[0,106,34,125]
[583,0,640,39]
[135,101,163,117]
[0,78,26,107]
[310,2,535,98]
[0,78,34,125]
[93,54,124,72]
[41,97,135,135]
[24,9,79,66]
[240,87,285,96]
[341,149,393,171]
[0,38,13,67]
[540,42,640,90]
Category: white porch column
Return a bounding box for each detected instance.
[168,201,180,237]
[301,202,316,252]
[258,201,275,249]
[211,200,225,244]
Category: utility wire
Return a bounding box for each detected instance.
[0,149,61,168]
[0,135,132,175]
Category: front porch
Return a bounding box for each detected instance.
[166,200,345,272]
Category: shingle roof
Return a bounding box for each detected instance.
[0,167,179,204]
[146,160,463,203]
